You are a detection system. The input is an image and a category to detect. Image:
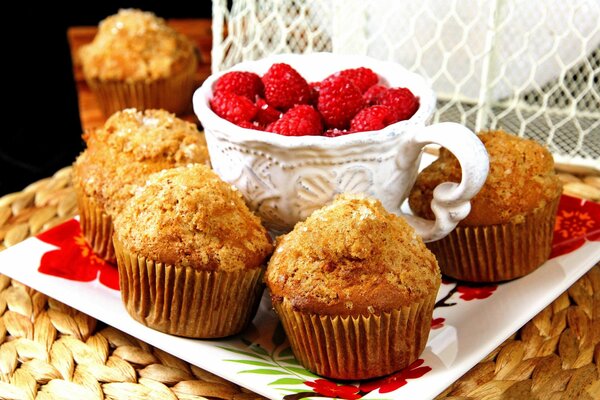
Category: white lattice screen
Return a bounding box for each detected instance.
[211,0,600,168]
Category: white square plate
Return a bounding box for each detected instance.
[0,195,598,399]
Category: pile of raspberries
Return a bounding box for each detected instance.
[209,63,419,137]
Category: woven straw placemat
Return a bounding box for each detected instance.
[0,166,598,400]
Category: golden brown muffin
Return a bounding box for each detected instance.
[409,130,562,282]
[266,194,440,379]
[113,164,273,338]
[79,9,197,115]
[72,108,209,263]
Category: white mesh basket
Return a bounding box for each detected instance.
[212,0,600,169]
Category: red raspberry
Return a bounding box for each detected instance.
[323,128,350,137]
[237,120,264,130]
[350,105,394,132]
[379,87,419,122]
[210,91,257,124]
[336,67,379,93]
[255,97,282,126]
[214,71,264,100]
[363,84,388,105]
[317,76,366,129]
[266,105,323,136]
[309,82,321,105]
[262,63,312,110]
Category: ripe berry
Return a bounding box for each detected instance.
[255,97,282,126]
[337,67,379,93]
[317,76,365,129]
[309,82,321,105]
[262,63,312,110]
[379,87,419,122]
[323,128,350,137]
[363,84,388,105]
[210,91,257,124]
[350,105,395,132]
[237,120,264,130]
[213,71,264,100]
[266,105,323,136]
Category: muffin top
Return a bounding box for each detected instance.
[409,130,562,226]
[113,164,273,271]
[96,108,208,162]
[79,9,195,82]
[73,108,209,215]
[265,194,440,316]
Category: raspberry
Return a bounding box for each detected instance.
[379,87,419,122]
[266,105,323,136]
[210,91,257,124]
[237,120,264,130]
[309,82,321,105]
[350,105,394,132]
[214,71,264,100]
[323,128,350,137]
[262,63,312,110]
[255,97,282,126]
[363,84,388,105]
[336,67,379,93]
[317,76,365,129]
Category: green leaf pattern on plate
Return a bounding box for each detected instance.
[219,322,321,397]
[218,322,402,399]
[268,378,306,386]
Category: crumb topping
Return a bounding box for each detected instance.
[113,164,273,271]
[72,109,209,215]
[409,130,563,225]
[79,9,195,82]
[266,194,440,315]
[99,109,208,163]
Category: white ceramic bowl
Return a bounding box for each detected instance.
[193,53,488,240]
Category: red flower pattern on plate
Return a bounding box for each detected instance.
[304,379,362,400]
[36,219,119,290]
[456,284,497,301]
[431,317,445,329]
[550,195,600,258]
[359,359,432,394]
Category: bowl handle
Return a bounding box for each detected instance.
[399,122,489,242]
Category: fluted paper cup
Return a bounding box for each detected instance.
[87,57,197,116]
[74,183,115,264]
[428,197,560,282]
[272,291,437,380]
[113,237,264,338]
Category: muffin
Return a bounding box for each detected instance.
[265,194,440,380]
[79,9,197,116]
[409,130,562,282]
[72,108,209,263]
[112,164,273,338]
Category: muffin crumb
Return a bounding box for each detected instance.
[114,164,273,271]
[409,130,562,225]
[73,108,209,216]
[266,194,440,315]
[79,9,195,82]
[265,194,440,379]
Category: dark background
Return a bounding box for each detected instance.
[1,2,212,195]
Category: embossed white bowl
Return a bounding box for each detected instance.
[193,53,488,240]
